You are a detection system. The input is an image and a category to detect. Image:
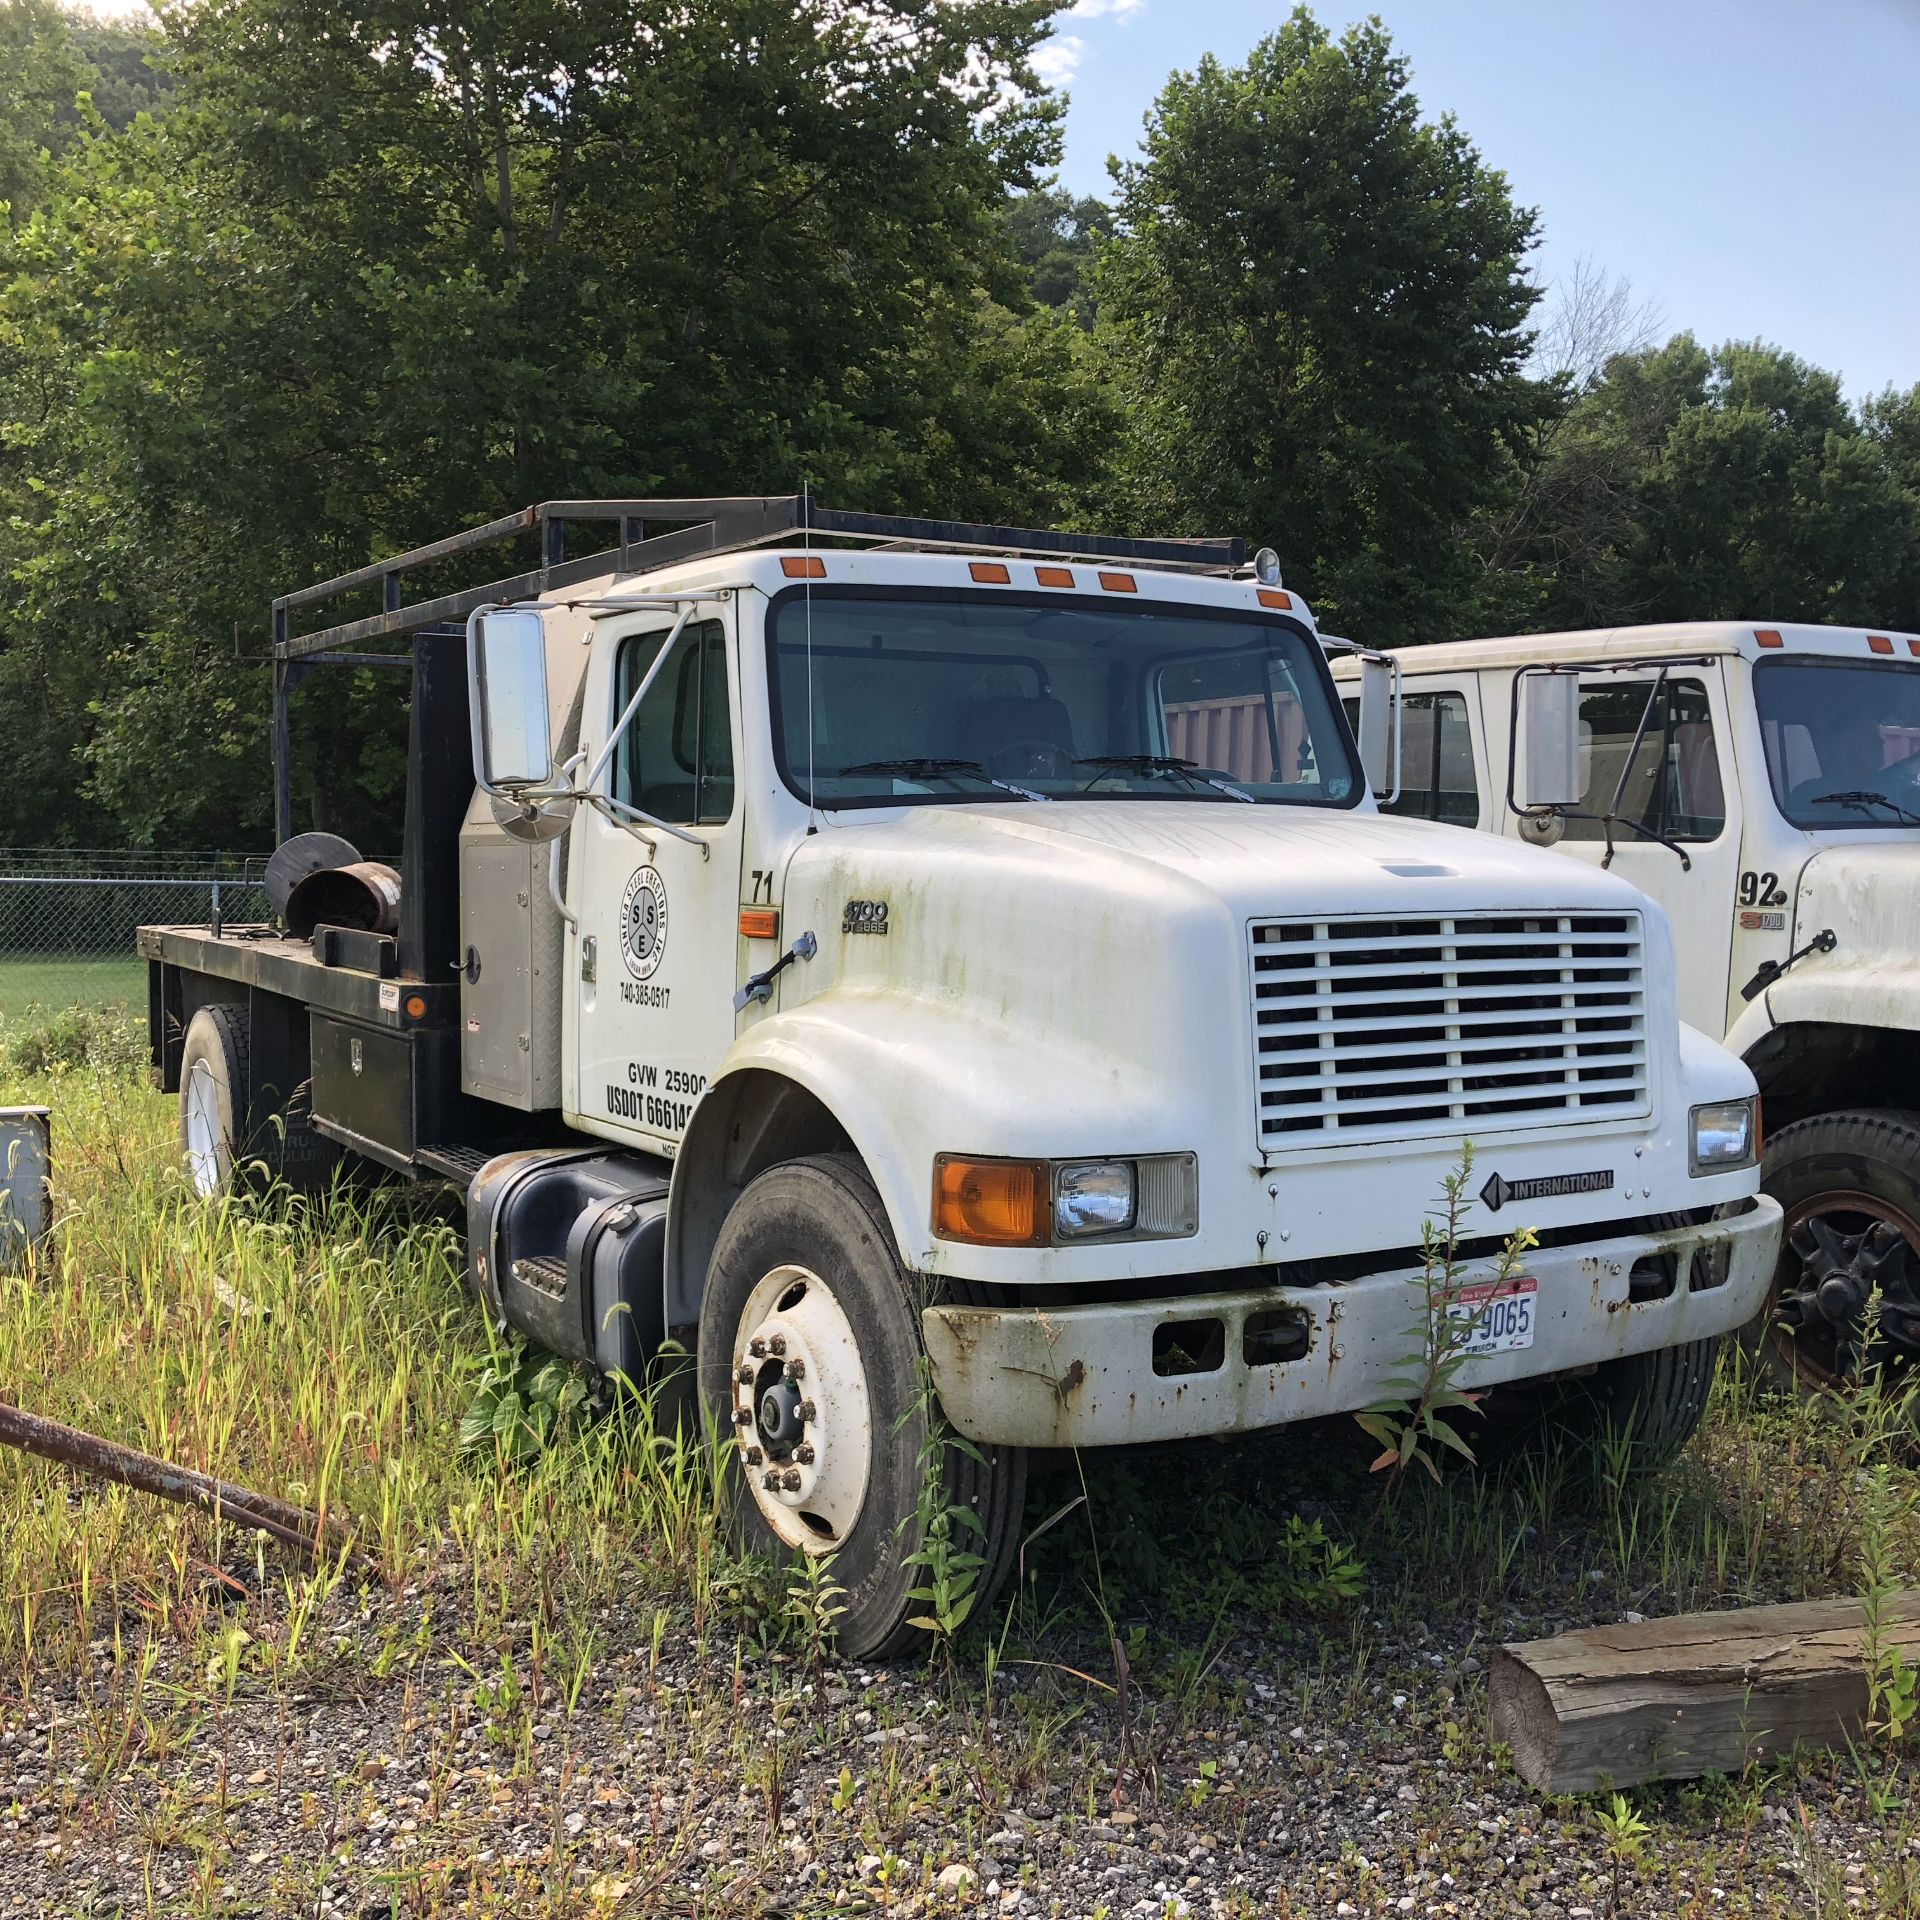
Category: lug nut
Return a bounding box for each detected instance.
[799,1399,816,1423]
[737,1364,755,1384]
[785,1357,806,1381]
[794,1443,816,1465]
[744,1447,764,1467]
[768,1334,787,1356]
[762,1471,781,1491]
[732,1407,752,1427]
[781,1468,802,1492]
[748,1337,767,1358]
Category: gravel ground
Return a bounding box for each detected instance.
[0,1543,1906,1920]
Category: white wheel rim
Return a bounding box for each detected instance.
[184,1060,224,1197]
[731,1264,872,1553]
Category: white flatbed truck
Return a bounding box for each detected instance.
[142,502,1779,1654]
[1335,621,1920,1394]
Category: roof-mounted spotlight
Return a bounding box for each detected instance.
[1253,547,1283,587]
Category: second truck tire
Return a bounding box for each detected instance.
[697,1154,1025,1659]
[1745,1108,1920,1393]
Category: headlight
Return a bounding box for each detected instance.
[1055,1161,1136,1237]
[1690,1098,1757,1174]
[932,1153,1198,1245]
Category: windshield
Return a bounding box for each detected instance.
[1755,658,1920,829]
[766,588,1360,810]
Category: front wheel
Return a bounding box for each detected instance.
[1744,1109,1920,1393]
[697,1154,1025,1660]
[1481,1336,1721,1476]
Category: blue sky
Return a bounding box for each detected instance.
[1039,0,1920,402]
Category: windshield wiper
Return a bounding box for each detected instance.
[1076,755,1256,803]
[834,757,1050,802]
[1809,789,1920,827]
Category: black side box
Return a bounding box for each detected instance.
[310,1014,416,1166]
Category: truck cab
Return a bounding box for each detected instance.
[1335,622,1920,1396]
[144,504,1780,1655]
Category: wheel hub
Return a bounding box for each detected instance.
[731,1264,872,1553]
[1776,1193,1920,1385]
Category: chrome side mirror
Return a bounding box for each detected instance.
[1516,670,1582,809]
[1355,655,1400,803]
[467,607,554,794]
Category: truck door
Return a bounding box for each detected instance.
[1553,665,1741,1035]
[567,602,743,1150]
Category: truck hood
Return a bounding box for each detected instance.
[792,800,1656,925]
[1777,842,1920,1033]
[778,802,1671,1105]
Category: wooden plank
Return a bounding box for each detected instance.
[1492,1592,1920,1792]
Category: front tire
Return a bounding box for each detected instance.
[1480,1336,1721,1476]
[697,1154,1025,1660]
[1744,1109,1920,1393]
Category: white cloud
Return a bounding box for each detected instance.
[1031,34,1086,87]
[1065,0,1146,20]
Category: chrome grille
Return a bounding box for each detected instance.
[1250,912,1648,1146]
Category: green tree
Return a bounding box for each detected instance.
[1002,185,1113,323]
[0,0,1099,846]
[1096,8,1545,642]
[1499,338,1920,631]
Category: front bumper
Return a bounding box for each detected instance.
[922,1198,1782,1449]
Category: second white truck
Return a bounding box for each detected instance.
[1338,621,1920,1395]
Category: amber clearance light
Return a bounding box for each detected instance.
[932,1155,1047,1247]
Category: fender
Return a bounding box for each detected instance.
[663,991,1210,1328]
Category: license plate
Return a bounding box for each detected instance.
[1450,1275,1538,1355]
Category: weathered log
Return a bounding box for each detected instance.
[1493,1592,1920,1792]
[0,1398,368,1570]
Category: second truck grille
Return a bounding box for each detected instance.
[1251,912,1648,1146]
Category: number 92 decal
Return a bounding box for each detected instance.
[1738,870,1788,908]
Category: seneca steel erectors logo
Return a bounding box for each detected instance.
[620,866,669,980]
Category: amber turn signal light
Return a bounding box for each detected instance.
[932,1155,1047,1247]
[739,907,780,941]
[781,555,826,579]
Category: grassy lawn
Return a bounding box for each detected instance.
[0,1065,1911,1916]
[0,954,146,1022]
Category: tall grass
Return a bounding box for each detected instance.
[0,1060,729,1682]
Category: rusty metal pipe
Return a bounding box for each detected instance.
[0,1399,366,1568]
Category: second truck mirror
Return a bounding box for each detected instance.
[468,608,554,793]
[1516,672,1582,810]
[1355,657,1399,802]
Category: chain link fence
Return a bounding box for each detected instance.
[0,850,271,1023]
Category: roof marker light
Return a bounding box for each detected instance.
[1908,640,1920,658]
[1036,566,1075,588]
[1869,634,1894,654]
[1099,571,1137,594]
[969,561,1011,584]
[1755,629,1784,648]
[1258,588,1293,611]
[781,556,826,579]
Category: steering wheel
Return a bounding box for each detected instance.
[986,739,1072,781]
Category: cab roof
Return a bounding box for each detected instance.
[1329,621,1920,676]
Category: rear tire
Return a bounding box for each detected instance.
[179,1005,250,1199]
[1742,1109,1920,1395]
[697,1154,1025,1660]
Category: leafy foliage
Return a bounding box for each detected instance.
[1095,9,1547,643]
[459,1344,590,1465]
[1355,1144,1538,1494]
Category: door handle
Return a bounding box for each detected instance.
[734,932,816,1013]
